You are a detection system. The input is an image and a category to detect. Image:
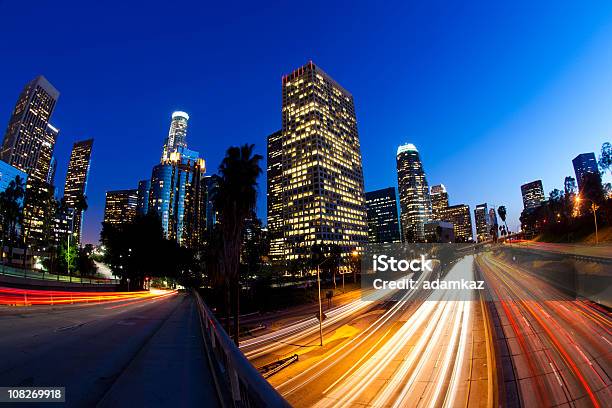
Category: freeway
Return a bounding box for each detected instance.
[0,290,219,407]
[509,241,612,260]
[243,252,611,407]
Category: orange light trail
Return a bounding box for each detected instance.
[0,287,177,306]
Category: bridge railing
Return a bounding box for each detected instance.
[194,291,291,408]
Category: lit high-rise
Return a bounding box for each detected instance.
[104,189,138,225]
[1,76,59,180]
[396,143,432,242]
[474,203,489,242]
[267,61,368,263]
[63,139,94,245]
[161,111,189,162]
[521,180,545,210]
[430,184,449,220]
[148,112,206,247]
[439,204,473,242]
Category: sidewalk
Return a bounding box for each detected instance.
[97,293,220,408]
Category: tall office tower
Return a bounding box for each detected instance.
[183,159,207,248]
[1,76,59,179]
[572,152,598,190]
[439,204,473,242]
[161,111,189,162]
[63,139,94,245]
[149,147,206,245]
[104,189,138,225]
[474,203,489,242]
[268,61,368,263]
[136,179,151,215]
[430,184,449,220]
[365,187,401,244]
[520,180,545,210]
[203,175,218,233]
[32,123,59,183]
[266,130,283,262]
[52,208,74,247]
[396,143,432,242]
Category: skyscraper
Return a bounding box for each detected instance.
[439,204,473,242]
[63,139,94,245]
[148,112,206,247]
[267,61,368,263]
[104,189,138,225]
[266,130,283,262]
[1,76,59,179]
[0,160,27,195]
[572,153,598,190]
[161,111,189,162]
[430,184,449,220]
[521,180,545,210]
[396,143,432,242]
[136,179,151,216]
[365,187,401,244]
[474,203,489,242]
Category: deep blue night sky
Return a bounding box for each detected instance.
[1,1,612,243]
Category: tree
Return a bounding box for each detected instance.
[497,205,508,233]
[0,175,25,264]
[213,144,263,345]
[599,142,612,176]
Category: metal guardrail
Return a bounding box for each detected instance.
[194,291,291,408]
[0,264,120,285]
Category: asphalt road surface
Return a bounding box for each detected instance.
[0,291,219,407]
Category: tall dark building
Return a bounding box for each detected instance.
[521,180,545,210]
[104,189,138,225]
[63,139,94,245]
[203,175,218,233]
[365,188,401,244]
[267,62,367,264]
[572,153,598,190]
[396,143,432,242]
[136,179,151,215]
[430,184,449,220]
[266,130,283,262]
[1,76,59,180]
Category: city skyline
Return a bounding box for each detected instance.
[1,2,612,243]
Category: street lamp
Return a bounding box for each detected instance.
[575,195,599,244]
[315,260,325,347]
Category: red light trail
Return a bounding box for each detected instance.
[0,287,177,306]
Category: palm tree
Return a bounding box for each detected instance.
[497,205,509,234]
[214,144,262,345]
[0,176,25,264]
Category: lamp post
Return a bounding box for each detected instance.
[316,261,324,347]
[575,195,599,245]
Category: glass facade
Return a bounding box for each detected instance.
[572,152,598,190]
[136,179,151,215]
[396,143,432,242]
[474,203,489,242]
[365,187,401,244]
